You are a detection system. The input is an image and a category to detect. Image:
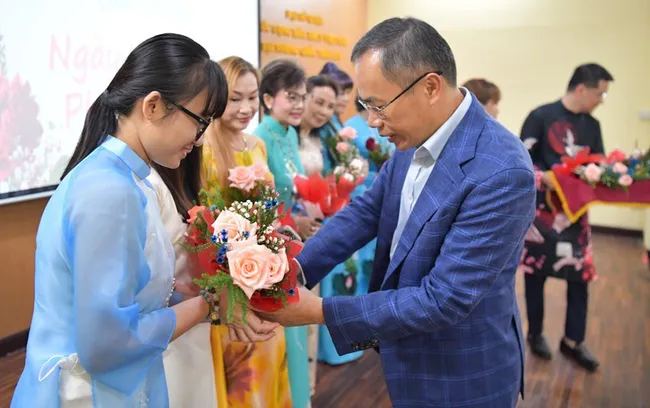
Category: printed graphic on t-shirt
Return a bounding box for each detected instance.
[548,120,585,157]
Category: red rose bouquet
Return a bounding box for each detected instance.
[365,137,391,170]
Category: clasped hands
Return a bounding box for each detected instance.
[218,285,325,343]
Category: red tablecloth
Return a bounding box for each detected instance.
[547,172,650,223]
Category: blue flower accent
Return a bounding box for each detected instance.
[220,229,228,237]
[628,167,635,176]
[217,256,225,264]
[272,199,278,206]
[222,236,228,243]
[210,235,217,243]
[242,231,250,239]
[288,288,295,296]
[219,245,228,255]
[264,201,273,209]
[210,205,217,211]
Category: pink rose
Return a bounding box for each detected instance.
[612,162,628,174]
[250,161,270,181]
[266,247,289,285]
[618,174,633,187]
[227,242,274,298]
[228,166,256,191]
[211,210,257,241]
[187,205,207,224]
[336,142,350,154]
[338,126,357,140]
[583,163,602,182]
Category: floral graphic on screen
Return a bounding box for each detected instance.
[0,33,48,193]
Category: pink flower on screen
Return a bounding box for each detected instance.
[0,73,43,179]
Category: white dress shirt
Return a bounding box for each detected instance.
[390,88,473,258]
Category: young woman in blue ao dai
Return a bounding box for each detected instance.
[10,33,238,408]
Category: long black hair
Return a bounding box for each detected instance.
[152,148,202,218]
[61,33,228,180]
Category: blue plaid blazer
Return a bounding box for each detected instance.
[297,97,537,407]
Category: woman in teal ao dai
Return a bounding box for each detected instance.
[294,73,372,366]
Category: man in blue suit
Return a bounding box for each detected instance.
[257,17,537,407]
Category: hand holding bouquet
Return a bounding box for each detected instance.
[183,163,303,324]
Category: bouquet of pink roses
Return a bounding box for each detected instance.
[183,163,303,323]
[323,126,360,166]
[547,147,650,223]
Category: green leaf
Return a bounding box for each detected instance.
[192,271,252,324]
[344,258,358,276]
[333,272,357,296]
[180,241,215,254]
[199,183,226,210]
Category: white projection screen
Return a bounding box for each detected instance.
[0,0,260,204]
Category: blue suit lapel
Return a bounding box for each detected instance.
[381,98,486,289]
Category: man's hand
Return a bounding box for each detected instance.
[294,215,322,240]
[218,288,280,343]
[541,171,555,191]
[250,286,325,327]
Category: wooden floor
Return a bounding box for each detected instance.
[1,232,648,408]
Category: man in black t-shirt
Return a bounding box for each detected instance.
[519,63,614,372]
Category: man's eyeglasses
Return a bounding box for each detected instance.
[357,71,443,119]
[168,101,212,141]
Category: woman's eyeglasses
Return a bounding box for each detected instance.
[168,101,212,141]
[285,91,308,106]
